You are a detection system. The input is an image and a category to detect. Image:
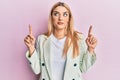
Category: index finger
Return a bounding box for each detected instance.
[29,24,33,35]
[88,25,92,37]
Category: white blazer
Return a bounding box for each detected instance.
[26,33,96,80]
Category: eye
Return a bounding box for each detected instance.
[63,12,68,17]
[53,12,59,16]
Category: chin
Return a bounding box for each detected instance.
[56,25,66,30]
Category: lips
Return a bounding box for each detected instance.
[57,22,64,25]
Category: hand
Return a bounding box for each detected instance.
[86,25,97,53]
[24,24,35,55]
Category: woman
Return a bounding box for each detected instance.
[24,2,97,80]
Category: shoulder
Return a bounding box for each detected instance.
[38,34,47,39]
[36,34,48,42]
[75,31,85,40]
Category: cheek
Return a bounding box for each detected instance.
[52,17,58,23]
[52,18,58,27]
[64,18,69,24]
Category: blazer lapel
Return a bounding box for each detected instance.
[43,36,52,79]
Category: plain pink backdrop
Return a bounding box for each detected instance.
[0,0,120,80]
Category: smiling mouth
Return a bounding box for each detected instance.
[57,22,64,25]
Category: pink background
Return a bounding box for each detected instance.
[0,0,120,80]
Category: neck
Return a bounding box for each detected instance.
[53,29,66,39]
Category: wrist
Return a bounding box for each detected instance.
[28,46,35,56]
[88,47,94,53]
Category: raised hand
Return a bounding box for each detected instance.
[24,24,35,55]
[86,25,97,53]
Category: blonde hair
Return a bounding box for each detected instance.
[44,2,81,58]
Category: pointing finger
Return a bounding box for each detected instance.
[29,24,33,35]
[88,25,92,37]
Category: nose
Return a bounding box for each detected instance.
[58,14,63,21]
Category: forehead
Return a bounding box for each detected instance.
[53,6,68,13]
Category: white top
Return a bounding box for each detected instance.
[50,34,66,80]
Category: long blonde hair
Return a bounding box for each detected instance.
[45,2,81,58]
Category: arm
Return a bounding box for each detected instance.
[24,25,41,74]
[79,33,97,73]
[80,27,97,72]
[26,37,41,74]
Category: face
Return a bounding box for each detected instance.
[52,6,69,30]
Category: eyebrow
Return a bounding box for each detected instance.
[53,11,69,13]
